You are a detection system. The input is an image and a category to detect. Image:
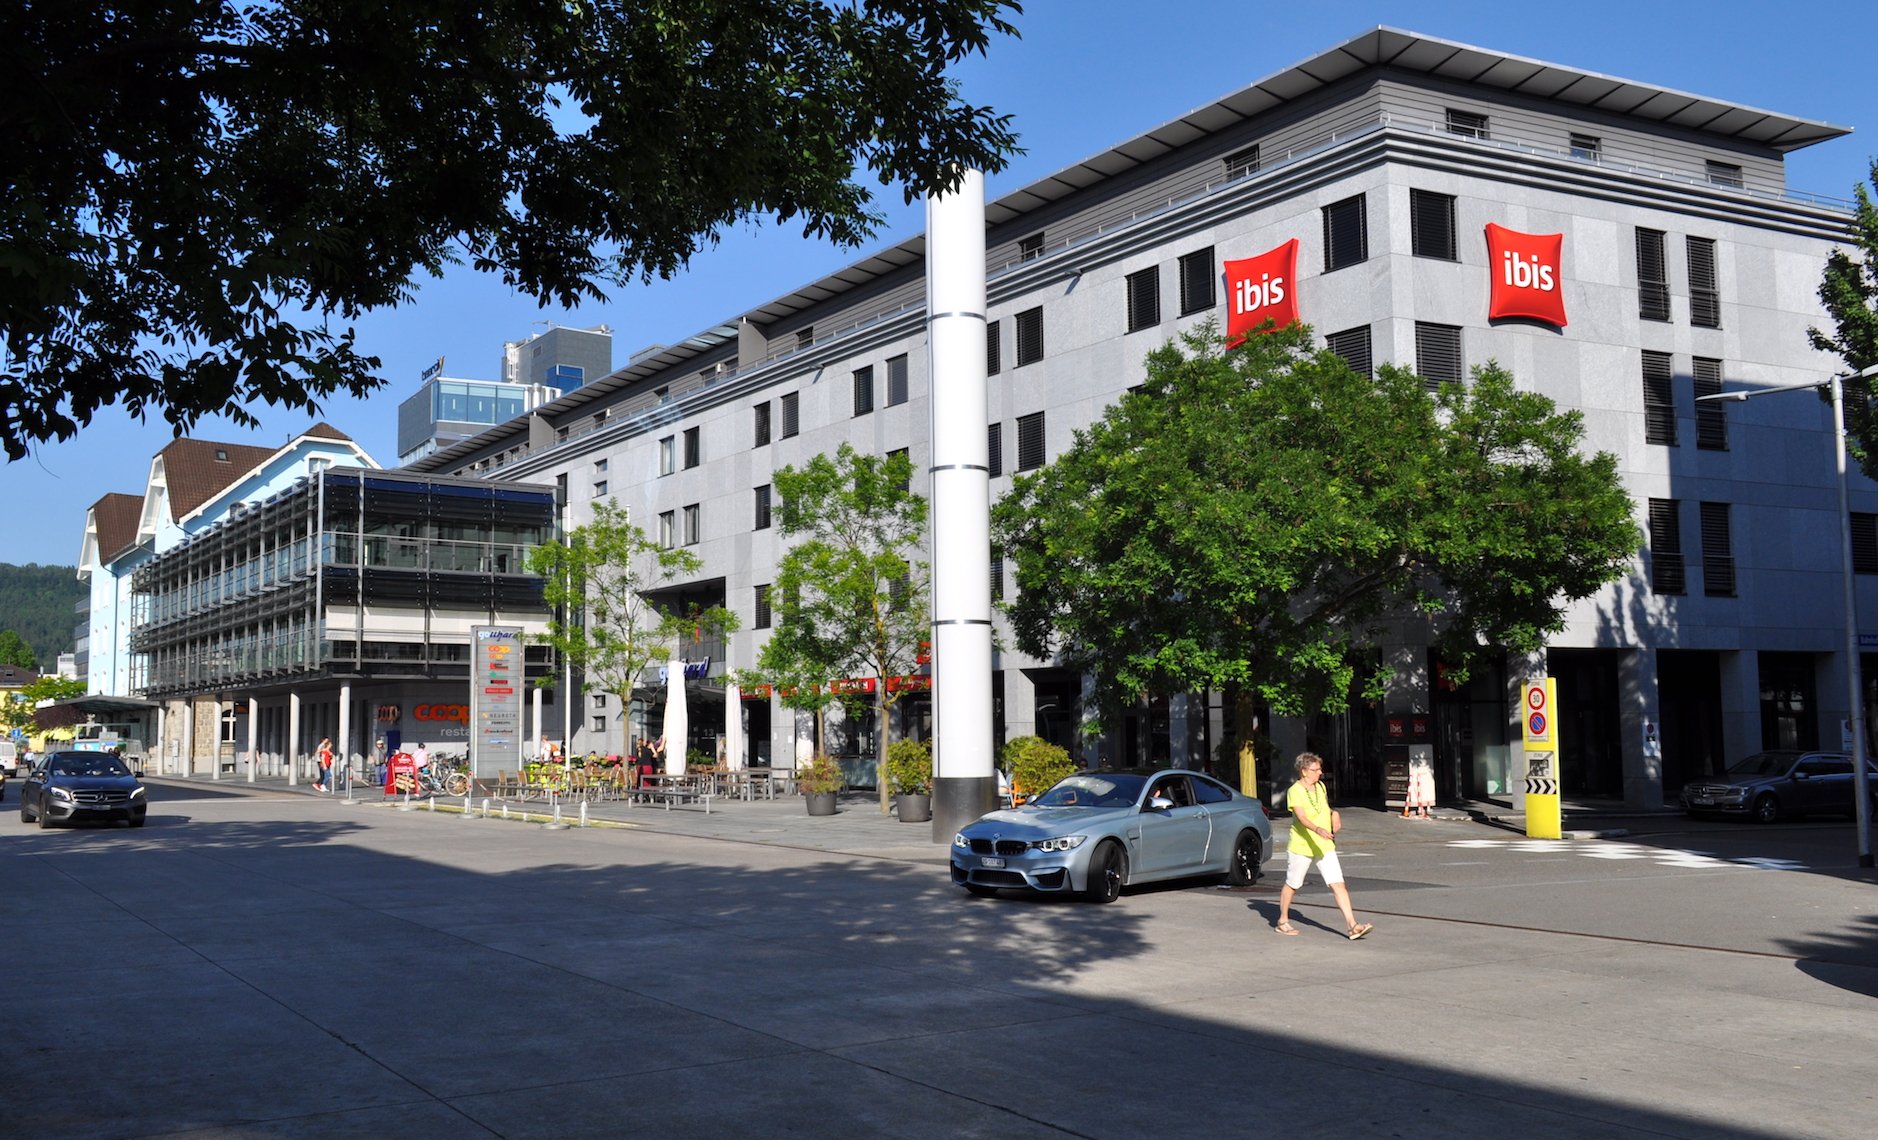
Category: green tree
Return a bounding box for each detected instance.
[993,322,1639,721]
[1810,160,1878,475]
[758,445,930,812]
[526,499,736,740]
[0,1,1023,459]
[0,674,85,738]
[0,630,36,670]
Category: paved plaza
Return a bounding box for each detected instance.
[4,777,1875,1138]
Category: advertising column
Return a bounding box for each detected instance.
[1521,678,1562,839]
[470,625,525,782]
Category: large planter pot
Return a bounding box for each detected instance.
[805,791,837,816]
[895,793,932,823]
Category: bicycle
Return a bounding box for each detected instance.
[417,764,472,798]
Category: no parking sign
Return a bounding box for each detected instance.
[1521,677,1561,839]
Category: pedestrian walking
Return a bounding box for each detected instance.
[313,737,334,793]
[1274,752,1373,940]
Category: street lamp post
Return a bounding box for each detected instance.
[1698,362,1878,868]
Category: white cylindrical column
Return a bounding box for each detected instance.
[288,690,302,786]
[926,168,996,842]
[247,696,259,783]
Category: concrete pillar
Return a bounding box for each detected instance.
[338,681,353,780]
[1001,667,1036,750]
[925,167,995,843]
[246,696,258,783]
[181,701,194,778]
[1719,650,1760,762]
[211,696,224,781]
[1618,648,1664,808]
[288,690,302,786]
[155,705,168,776]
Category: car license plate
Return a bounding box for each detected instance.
[1692,797,1714,806]
[980,856,1005,869]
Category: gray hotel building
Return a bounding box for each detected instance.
[407,28,1867,810]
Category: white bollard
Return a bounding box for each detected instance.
[544,800,569,830]
[579,801,589,828]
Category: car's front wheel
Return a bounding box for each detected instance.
[1084,840,1127,904]
[1226,830,1263,887]
[37,804,54,829]
[1752,793,1780,824]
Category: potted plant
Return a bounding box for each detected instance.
[885,738,932,823]
[798,753,842,816]
[1003,736,1075,805]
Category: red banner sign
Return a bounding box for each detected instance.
[1485,223,1566,327]
[1223,238,1300,344]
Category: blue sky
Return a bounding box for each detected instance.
[4,0,1874,567]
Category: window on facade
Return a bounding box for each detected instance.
[1700,501,1735,597]
[1410,190,1457,260]
[754,401,771,447]
[1415,323,1463,389]
[986,320,1002,376]
[796,327,814,349]
[592,480,608,497]
[1687,237,1720,328]
[1016,412,1046,472]
[1223,145,1260,181]
[594,458,608,473]
[754,484,772,530]
[1016,306,1044,366]
[887,354,909,406]
[1637,228,1670,322]
[852,365,874,416]
[659,510,676,548]
[987,423,1004,478]
[754,584,772,629]
[592,715,608,733]
[990,552,1004,602]
[781,392,800,438]
[1178,247,1216,316]
[1446,108,1490,140]
[1325,325,1372,378]
[1706,161,1744,189]
[658,435,676,475]
[683,504,700,546]
[888,447,910,493]
[683,426,700,468]
[1126,266,1161,333]
[1019,232,1044,261]
[1693,357,1727,451]
[1648,499,1685,595]
[1643,351,1677,446]
[1322,194,1368,271]
[1852,513,1878,574]
[1570,133,1602,160]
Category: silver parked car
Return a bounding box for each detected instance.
[18,750,148,829]
[951,768,1272,903]
[1680,750,1878,823]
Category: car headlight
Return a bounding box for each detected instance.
[49,787,74,802]
[1032,835,1086,853]
[131,786,147,799]
[953,832,970,850]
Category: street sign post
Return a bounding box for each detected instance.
[1522,677,1562,839]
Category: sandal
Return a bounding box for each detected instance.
[1274,922,1299,936]
[1347,923,1373,941]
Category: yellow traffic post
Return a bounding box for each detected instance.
[1521,678,1562,839]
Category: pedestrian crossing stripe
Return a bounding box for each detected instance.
[1446,838,1811,872]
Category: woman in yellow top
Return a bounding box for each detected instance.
[1275,752,1373,940]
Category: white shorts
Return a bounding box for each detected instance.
[1285,848,1344,889]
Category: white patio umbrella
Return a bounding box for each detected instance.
[724,683,744,771]
[662,661,688,775]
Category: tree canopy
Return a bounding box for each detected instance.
[0,630,37,670]
[1810,159,1878,476]
[0,0,1023,460]
[525,499,735,730]
[992,323,1640,719]
[756,444,929,811]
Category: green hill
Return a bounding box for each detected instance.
[0,563,84,671]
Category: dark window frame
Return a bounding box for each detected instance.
[1016,411,1046,472]
[986,320,1002,376]
[1649,498,1686,595]
[1126,266,1161,333]
[1415,322,1463,389]
[1323,194,1369,272]
[887,354,909,406]
[1410,189,1457,261]
[852,365,874,417]
[1700,501,1735,598]
[1693,357,1727,451]
[754,484,772,531]
[1688,237,1721,328]
[1015,307,1044,367]
[1637,228,1671,322]
[781,392,800,438]
[1325,325,1373,378]
[1643,351,1677,446]
[1178,247,1216,316]
[753,402,771,447]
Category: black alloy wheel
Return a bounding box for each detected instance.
[1085,840,1126,904]
[1227,830,1262,887]
[1752,793,1780,824]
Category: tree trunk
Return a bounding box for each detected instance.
[877,695,892,813]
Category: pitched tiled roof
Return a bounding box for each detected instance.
[0,664,40,688]
[156,438,274,521]
[302,421,352,442]
[88,492,144,563]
